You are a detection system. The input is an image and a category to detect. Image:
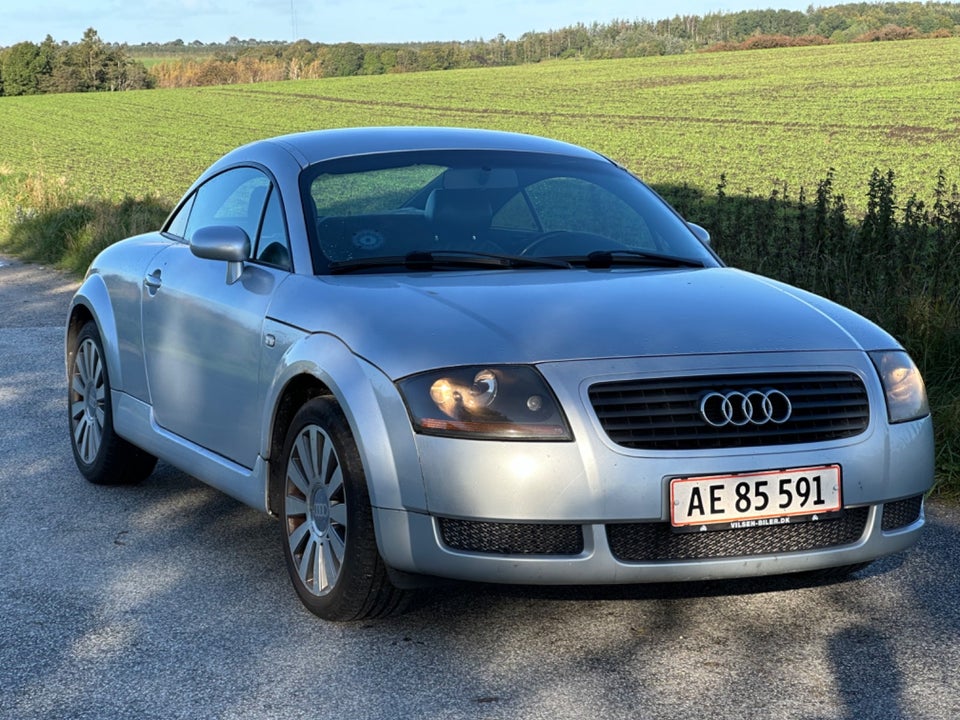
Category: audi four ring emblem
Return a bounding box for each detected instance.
[699,389,793,427]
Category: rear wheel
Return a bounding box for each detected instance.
[279,397,410,621]
[68,321,157,485]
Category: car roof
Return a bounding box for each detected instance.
[219,126,607,169]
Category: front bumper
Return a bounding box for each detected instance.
[366,350,934,584]
[374,497,925,584]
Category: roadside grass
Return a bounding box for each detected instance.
[662,172,960,497]
[932,385,960,500]
[1,165,957,496]
[0,170,170,274]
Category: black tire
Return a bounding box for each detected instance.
[68,321,157,485]
[279,396,410,621]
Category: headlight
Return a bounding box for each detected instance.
[869,350,930,423]
[398,365,572,440]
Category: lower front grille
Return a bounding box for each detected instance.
[606,507,870,562]
[881,495,924,531]
[438,518,584,555]
[439,501,904,561]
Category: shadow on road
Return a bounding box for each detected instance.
[828,624,907,720]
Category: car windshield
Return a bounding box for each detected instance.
[301,150,717,273]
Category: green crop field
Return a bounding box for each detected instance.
[2,36,959,494]
[1,37,959,210]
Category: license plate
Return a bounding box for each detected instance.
[670,465,841,532]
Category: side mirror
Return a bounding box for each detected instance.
[687,222,711,247]
[191,226,251,284]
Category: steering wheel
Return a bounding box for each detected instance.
[520,230,624,256]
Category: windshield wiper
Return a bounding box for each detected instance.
[565,249,704,269]
[328,250,572,274]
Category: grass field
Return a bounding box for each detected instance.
[1,37,958,494]
[1,38,959,209]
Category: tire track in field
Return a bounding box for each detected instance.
[207,87,960,143]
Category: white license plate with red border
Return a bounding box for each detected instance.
[670,465,842,532]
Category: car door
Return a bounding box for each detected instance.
[141,166,292,469]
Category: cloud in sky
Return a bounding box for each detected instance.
[2,0,816,46]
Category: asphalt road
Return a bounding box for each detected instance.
[1,255,958,720]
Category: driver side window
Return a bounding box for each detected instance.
[173,167,291,271]
[184,167,271,243]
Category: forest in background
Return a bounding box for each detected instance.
[3,2,960,93]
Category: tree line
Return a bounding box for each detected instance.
[145,2,960,86]
[0,28,152,96]
[3,2,960,95]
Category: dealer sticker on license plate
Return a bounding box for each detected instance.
[670,465,842,533]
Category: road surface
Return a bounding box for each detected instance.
[1,256,957,719]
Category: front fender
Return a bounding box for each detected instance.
[67,274,122,391]
[261,327,426,513]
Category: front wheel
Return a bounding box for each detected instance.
[279,397,410,621]
[68,321,157,485]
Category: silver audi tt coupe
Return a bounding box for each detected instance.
[67,127,934,620]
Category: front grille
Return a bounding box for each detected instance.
[438,518,584,555]
[589,372,869,450]
[881,495,924,531]
[606,507,869,561]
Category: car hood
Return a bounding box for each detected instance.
[271,267,897,379]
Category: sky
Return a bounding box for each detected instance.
[1,0,820,47]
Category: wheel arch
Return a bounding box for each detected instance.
[66,276,122,392]
[266,373,331,516]
[65,303,94,372]
[262,333,426,519]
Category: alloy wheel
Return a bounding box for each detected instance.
[283,424,348,597]
[70,337,105,465]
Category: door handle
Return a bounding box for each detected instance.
[144,269,162,295]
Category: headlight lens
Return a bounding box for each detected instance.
[869,350,930,423]
[398,365,572,440]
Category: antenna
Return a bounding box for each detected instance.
[290,0,298,41]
